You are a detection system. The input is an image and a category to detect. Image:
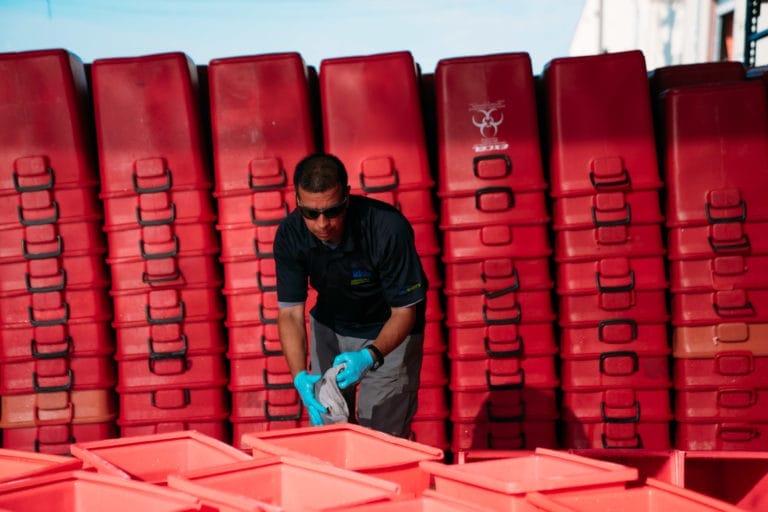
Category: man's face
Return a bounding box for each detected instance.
[296,184,349,243]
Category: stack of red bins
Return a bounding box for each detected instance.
[434,53,558,453]
[661,77,768,450]
[90,52,230,440]
[207,52,319,445]
[543,50,672,449]
[319,51,448,450]
[0,49,117,452]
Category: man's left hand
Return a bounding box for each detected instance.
[333,349,374,389]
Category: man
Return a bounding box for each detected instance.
[274,153,427,438]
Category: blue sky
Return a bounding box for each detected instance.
[0,0,585,74]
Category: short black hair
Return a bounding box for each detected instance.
[293,153,349,192]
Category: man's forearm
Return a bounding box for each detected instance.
[370,305,418,356]
[278,306,309,377]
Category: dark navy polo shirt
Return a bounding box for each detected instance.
[274,195,428,339]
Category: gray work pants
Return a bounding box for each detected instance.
[309,316,423,438]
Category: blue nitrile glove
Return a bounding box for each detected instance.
[293,371,326,426]
[333,349,374,389]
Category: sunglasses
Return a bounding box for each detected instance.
[297,195,349,220]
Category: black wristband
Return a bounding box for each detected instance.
[367,345,385,370]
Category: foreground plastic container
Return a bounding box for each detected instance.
[167,456,400,511]
[333,489,493,511]
[240,422,444,498]
[0,448,82,483]
[69,430,252,484]
[419,447,637,511]
[0,470,201,511]
[525,477,746,511]
[680,450,768,511]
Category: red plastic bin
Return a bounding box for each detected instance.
[526,477,744,511]
[448,323,557,360]
[110,285,224,325]
[101,187,214,228]
[230,388,301,423]
[228,353,292,391]
[104,221,219,260]
[444,257,553,295]
[667,222,768,260]
[221,255,278,292]
[70,430,251,484]
[679,450,768,510]
[0,470,203,512]
[556,256,667,295]
[445,290,555,327]
[450,387,559,422]
[0,389,116,428]
[649,60,746,97]
[0,253,109,296]
[670,255,768,293]
[554,223,665,262]
[561,388,672,423]
[2,421,117,454]
[115,318,226,359]
[117,386,230,422]
[558,290,668,327]
[560,354,670,391]
[440,190,549,229]
[435,52,547,198]
[168,456,401,510]
[675,388,768,421]
[0,220,106,260]
[320,51,433,192]
[421,447,638,510]
[215,188,295,226]
[0,319,114,362]
[116,353,228,390]
[565,418,669,450]
[208,52,316,196]
[108,250,222,292]
[673,322,768,358]
[543,50,663,198]
[672,289,768,326]
[91,53,212,195]
[0,354,116,394]
[0,50,100,190]
[662,81,768,227]
[442,224,551,263]
[450,355,558,390]
[673,354,768,389]
[119,420,230,442]
[559,322,670,358]
[240,422,444,498]
[0,448,83,483]
[676,422,768,451]
[0,185,102,229]
[217,221,279,260]
[552,189,663,231]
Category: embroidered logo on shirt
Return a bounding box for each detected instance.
[399,282,422,295]
[350,269,373,286]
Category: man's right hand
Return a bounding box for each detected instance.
[293,371,327,426]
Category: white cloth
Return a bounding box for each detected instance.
[314,364,349,424]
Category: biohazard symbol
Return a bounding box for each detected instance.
[472,108,504,138]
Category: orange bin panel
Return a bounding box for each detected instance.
[673,322,768,358]
[70,430,252,485]
[241,422,444,498]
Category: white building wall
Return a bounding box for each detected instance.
[569,0,768,72]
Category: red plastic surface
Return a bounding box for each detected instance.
[543,50,662,197]
[217,222,280,260]
[91,53,212,195]
[667,222,768,260]
[673,354,768,389]
[118,420,229,442]
[230,388,302,423]
[0,50,100,190]
[0,286,111,327]
[321,51,433,192]
[676,422,768,451]
[552,189,663,231]
[558,290,668,327]
[557,256,667,295]
[555,223,665,262]
[450,387,559,422]
[673,322,768,358]
[115,319,225,359]
[104,221,219,260]
[444,257,553,295]
[0,186,102,229]
[101,187,215,228]
[675,388,768,421]
[649,61,746,97]
[0,220,106,260]
[2,421,116,455]
[0,448,83,484]
[670,255,768,292]
[0,389,116,428]
[562,420,672,450]
[0,254,109,296]
[440,190,549,229]
[110,285,224,325]
[435,52,547,197]
[116,386,230,422]
[450,421,557,454]
[561,388,672,422]
[560,354,671,391]
[0,354,116,394]
[116,353,228,391]
[449,355,559,390]
[448,323,557,360]
[208,52,316,196]
[663,81,768,227]
[442,224,551,262]
[559,322,670,358]
[445,290,555,327]
[70,430,250,484]
[228,353,292,391]
[0,320,114,362]
[107,252,221,291]
[672,289,768,326]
